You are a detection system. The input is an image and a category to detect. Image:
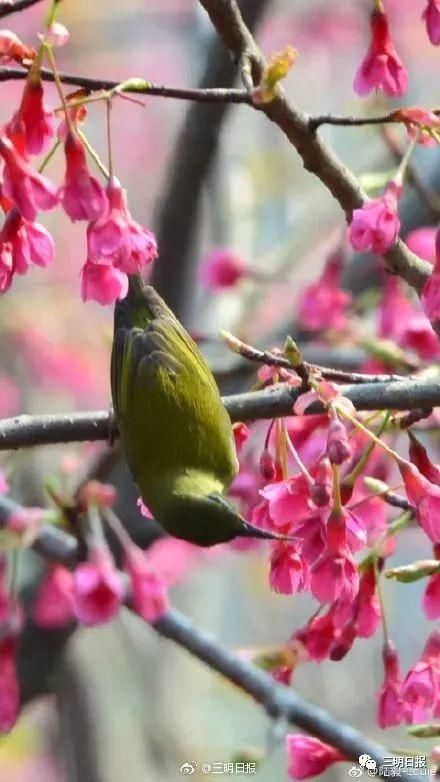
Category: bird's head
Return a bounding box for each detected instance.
[161,490,245,547]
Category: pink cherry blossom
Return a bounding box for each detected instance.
[406,227,436,263]
[297,254,351,332]
[200,248,249,290]
[423,0,440,45]
[269,542,309,595]
[349,182,400,255]
[396,108,440,147]
[73,547,123,626]
[377,641,405,728]
[124,545,168,623]
[293,609,336,662]
[87,178,157,274]
[399,462,440,543]
[409,435,440,485]
[354,8,408,97]
[33,564,75,628]
[80,260,128,305]
[422,229,440,330]
[259,474,312,532]
[232,422,249,452]
[60,132,108,221]
[0,30,33,65]
[326,412,351,465]
[356,565,381,638]
[379,276,439,361]
[0,136,58,221]
[286,734,345,780]
[46,22,70,47]
[310,548,359,604]
[424,572,440,620]
[403,660,438,724]
[7,78,55,156]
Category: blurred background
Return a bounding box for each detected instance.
[0,0,439,779]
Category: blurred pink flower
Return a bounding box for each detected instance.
[297,254,351,332]
[125,545,168,623]
[424,571,440,620]
[349,182,400,255]
[73,548,123,626]
[403,660,438,724]
[80,259,128,305]
[406,227,436,262]
[326,412,351,465]
[0,30,33,65]
[310,548,359,604]
[354,8,408,97]
[46,22,70,47]
[286,734,345,780]
[0,637,19,733]
[0,136,58,221]
[232,422,249,452]
[200,249,248,290]
[33,564,74,628]
[396,109,440,147]
[423,0,440,45]
[60,132,108,221]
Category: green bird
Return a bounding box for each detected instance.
[111,275,288,547]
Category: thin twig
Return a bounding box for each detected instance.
[221,331,411,384]
[0,66,252,104]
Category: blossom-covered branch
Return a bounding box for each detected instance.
[0,377,439,450]
[0,494,424,782]
[197,0,431,296]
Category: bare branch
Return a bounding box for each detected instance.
[0,66,252,104]
[0,378,438,450]
[0,0,43,18]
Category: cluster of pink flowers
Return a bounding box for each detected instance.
[0,30,157,304]
[0,478,173,731]
[228,367,440,737]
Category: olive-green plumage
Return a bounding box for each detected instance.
[111,275,286,546]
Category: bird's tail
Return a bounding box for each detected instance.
[239,520,296,543]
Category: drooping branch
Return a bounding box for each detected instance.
[197,0,431,295]
[0,377,438,450]
[0,494,423,782]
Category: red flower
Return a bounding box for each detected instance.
[60,132,108,221]
[269,542,309,595]
[354,8,408,97]
[297,253,351,333]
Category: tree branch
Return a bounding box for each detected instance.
[0,0,43,18]
[0,66,252,104]
[0,377,438,450]
[197,0,432,295]
[0,494,423,781]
